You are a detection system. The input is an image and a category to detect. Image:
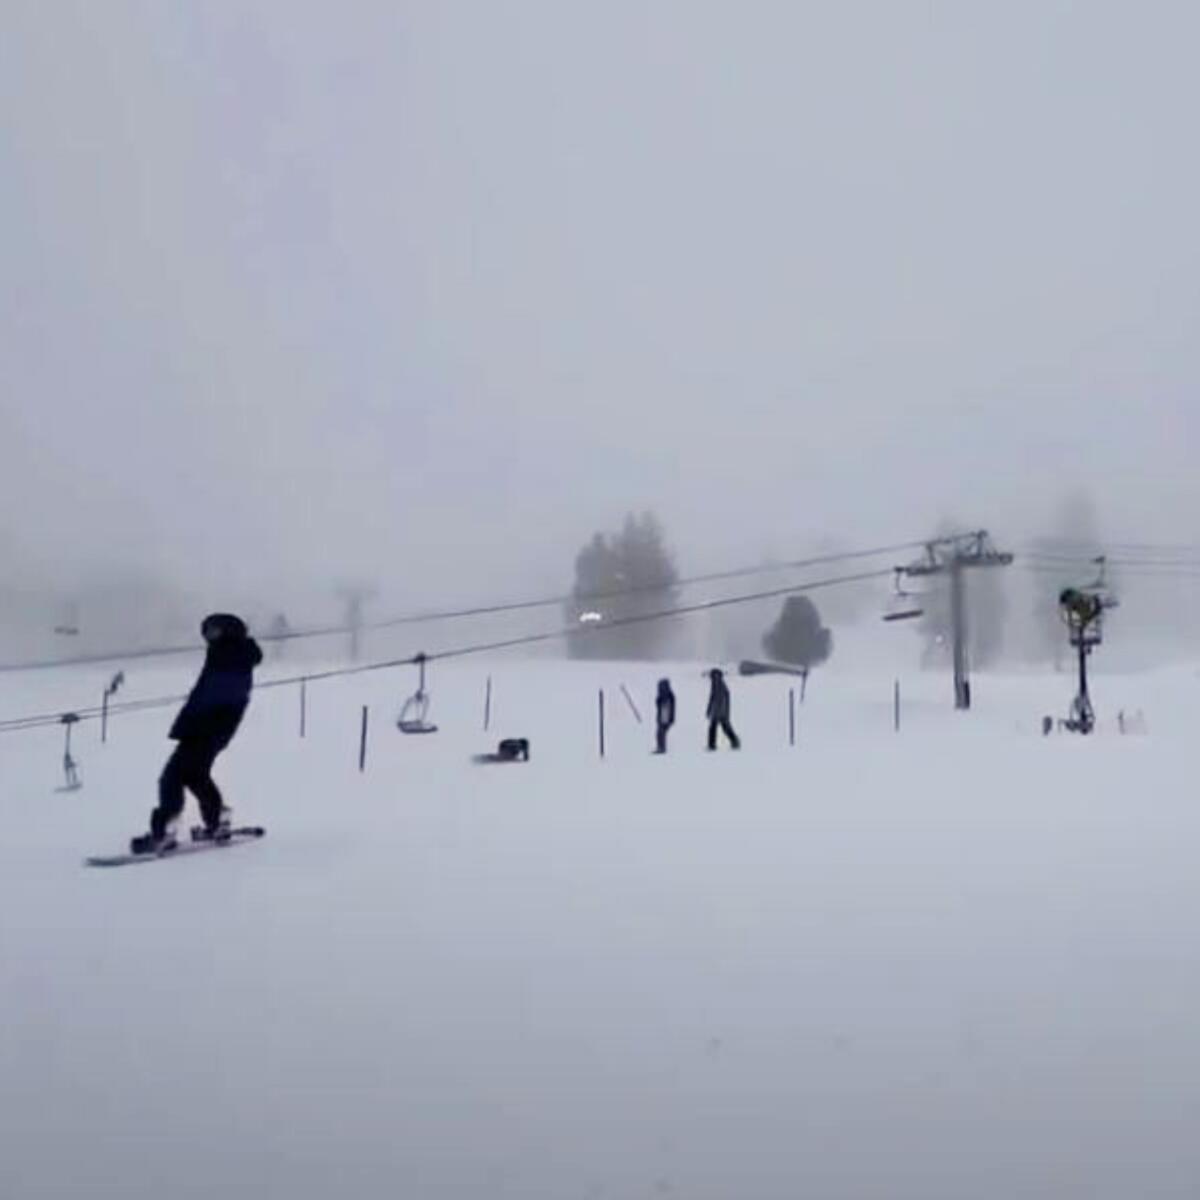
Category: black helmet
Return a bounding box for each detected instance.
[201,613,248,643]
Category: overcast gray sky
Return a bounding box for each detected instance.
[3,1,1198,612]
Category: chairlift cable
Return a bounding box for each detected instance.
[0,536,947,674]
[0,565,892,735]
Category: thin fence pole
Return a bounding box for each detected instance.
[101,692,109,745]
[300,678,307,739]
[619,683,642,724]
[598,689,606,759]
[894,679,901,733]
[483,675,492,732]
[359,705,369,772]
[788,688,796,746]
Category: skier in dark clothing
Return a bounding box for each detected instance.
[132,613,262,854]
[654,678,676,754]
[705,668,740,751]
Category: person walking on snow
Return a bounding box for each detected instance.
[132,613,262,854]
[705,668,741,751]
[654,678,676,754]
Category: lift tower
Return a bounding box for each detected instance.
[901,531,1014,711]
[337,584,377,662]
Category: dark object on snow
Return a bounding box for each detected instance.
[473,737,530,765]
[738,659,810,705]
[146,614,261,840]
[705,669,740,751]
[619,683,643,724]
[498,737,529,761]
[654,679,676,754]
[738,659,809,679]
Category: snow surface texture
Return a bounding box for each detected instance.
[2,644,1198,1200]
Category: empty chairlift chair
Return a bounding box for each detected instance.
[882,568,925,623]
[397,654,439,734]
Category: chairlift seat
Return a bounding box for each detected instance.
[882,569,925,622]
[883,603,924,623]
[398,719,439,734]
[397,690,438,735]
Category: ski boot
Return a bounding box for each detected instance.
[192,807,233,844]
[130,829,178,856]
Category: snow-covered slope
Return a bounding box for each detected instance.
[2,643,1198,1199]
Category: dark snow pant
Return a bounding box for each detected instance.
[707,718,740,750]
[151,734,232,837]
[655,723,672,753]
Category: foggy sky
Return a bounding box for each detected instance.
[3,2,1198,613]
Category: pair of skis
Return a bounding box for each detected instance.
[85,826,266,868]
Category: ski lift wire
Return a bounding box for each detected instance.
[0,565,893,735]
[0,535,952,674]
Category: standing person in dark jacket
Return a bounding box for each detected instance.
[654,678,676,754]
[705,668,740,751]
[132,613,262,854]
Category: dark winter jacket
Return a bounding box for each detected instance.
[706,674,731,721]
[170,634,263,741]
[655,681,676,729]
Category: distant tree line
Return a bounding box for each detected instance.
[565,512,680,659]
[564,511,837,667]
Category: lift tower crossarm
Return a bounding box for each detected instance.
[898,531,1014,711]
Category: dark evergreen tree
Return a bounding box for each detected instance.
[762,595,833,667]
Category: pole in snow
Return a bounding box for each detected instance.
[483,675,492,732]
[359,705,369,772]
[598,689,606,759]
[788,688,796,746]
